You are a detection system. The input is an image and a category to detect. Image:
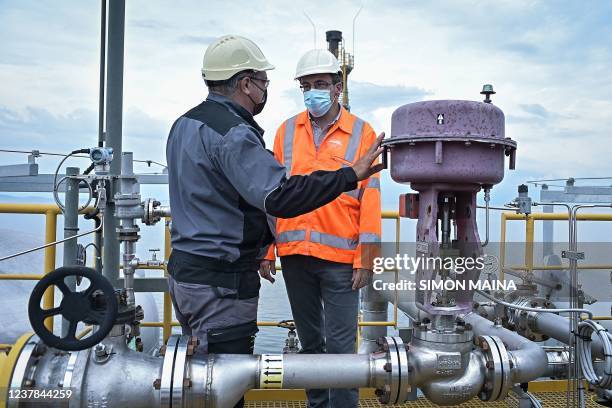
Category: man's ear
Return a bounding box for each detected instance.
[239,77,251,96]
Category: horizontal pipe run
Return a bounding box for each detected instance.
[281,354,372,389]
[533,312,608,358]
[139,321,398,328]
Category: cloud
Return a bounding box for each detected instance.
[349,81,431,113]
[0,105,170,172]
[130,19,172,31]
[519,103,551,118]
[176,35,218,45]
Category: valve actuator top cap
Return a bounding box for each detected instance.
[518,184,528,194]
[481,84,496,103]
[481,84,496,95]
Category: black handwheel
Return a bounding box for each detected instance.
[28,266,118,351]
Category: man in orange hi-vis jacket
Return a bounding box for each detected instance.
[260,49,382,408]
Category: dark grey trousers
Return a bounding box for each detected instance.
[167,275,258,352]
[281,255,359,408]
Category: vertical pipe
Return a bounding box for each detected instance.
[94,222,102,274]
[102,0,126,286]
[98,0,107,147]
[62,167,80,336]
[43,211,57,332]
[541,185,554,257]
[499,212,507,281]
[118,152,137,307]
[525,215,535,275]
[163,218,172,342]
[358,283,388,353]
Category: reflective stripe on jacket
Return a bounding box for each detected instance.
[265,107,381,269]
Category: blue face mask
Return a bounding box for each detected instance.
[303,89,333,117]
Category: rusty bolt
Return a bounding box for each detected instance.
[404,344,410,351]
[481,342,489,351]
[183,378,192,388]
[382,343,389,352]
[486,361,494,369]
[190,336,200,346]
[384,362,392,372]
[187,344,196,356]
[159,345,166,356]
[153,379,161,389]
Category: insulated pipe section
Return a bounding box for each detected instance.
[476,300,609,360]
[533,311,608,359]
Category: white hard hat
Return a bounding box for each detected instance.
[201,35,275,81]
[294,49,341,80]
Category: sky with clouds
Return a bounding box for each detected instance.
[1,0,612,243]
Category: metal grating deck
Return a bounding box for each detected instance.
[245,393,604,407]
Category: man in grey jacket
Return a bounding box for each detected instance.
[165,34,384,403]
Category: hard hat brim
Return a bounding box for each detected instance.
[294,67,339,80]
[202,63,275,81]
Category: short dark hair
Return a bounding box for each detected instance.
[204,70,254,96]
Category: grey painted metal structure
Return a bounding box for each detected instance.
[0,173,167,192]
[61,167,80,336]
[540,180,612,257]
[102,0,126,286]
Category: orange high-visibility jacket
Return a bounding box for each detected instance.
[265,107,381,269]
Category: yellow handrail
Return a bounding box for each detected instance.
[499,211,612,283]
[0,204,404,338]
[3,203,611,349]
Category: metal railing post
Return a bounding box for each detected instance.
[43,210,58,332]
